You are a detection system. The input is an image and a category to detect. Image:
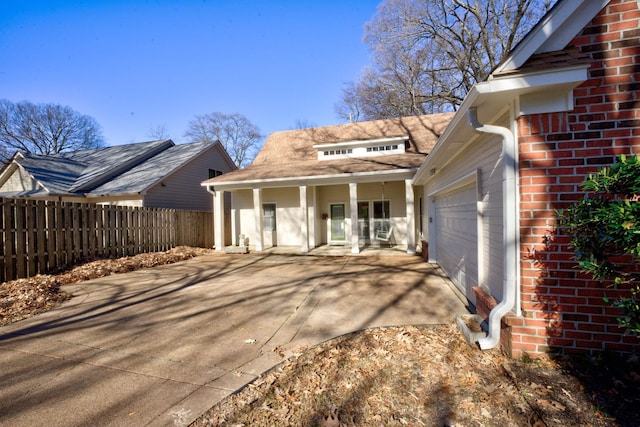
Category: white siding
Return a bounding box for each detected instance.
[424,133,505,302]
[144,146,233,211]
[0,167,39,193]
[263,187,301,247]
[232,190,256,246]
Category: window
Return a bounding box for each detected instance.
[373,200,391,234]
[263,203,276,231]
[209,169,223,179]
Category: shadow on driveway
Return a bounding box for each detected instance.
[0,253,469,427]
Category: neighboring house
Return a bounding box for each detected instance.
[202,114,452,254]
[414,0,639,356]
[0,139,236,211]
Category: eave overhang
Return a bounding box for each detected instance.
[202,168,417,192]
[413,63,589,185]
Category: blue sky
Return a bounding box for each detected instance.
[0,0,380,146]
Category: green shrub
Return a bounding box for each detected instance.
[557,154,640,336]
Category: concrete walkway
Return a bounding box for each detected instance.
[0,253,469,427]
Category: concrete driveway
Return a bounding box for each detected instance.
[0,253,469,426]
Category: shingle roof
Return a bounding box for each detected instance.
[493,47,592,77]
[205,113,453,185]
[89,141,216,196]
[66,139,171,192]
[3,139,218,197]
[16,152,86,194]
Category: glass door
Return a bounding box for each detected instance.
[330,203,346,241]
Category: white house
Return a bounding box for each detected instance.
[202,114,453,254]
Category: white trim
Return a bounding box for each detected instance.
[414,64,588,186]
[405,179,416,254]
[494,0,609,73]
[300,186,309,253]
[253,188,263,251]
[328,202,347,244]
[349,183,359,254]
[313,136,407,150]
[428,170,479,199]
[204,169,416,191]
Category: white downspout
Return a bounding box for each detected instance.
[467,108,517,350]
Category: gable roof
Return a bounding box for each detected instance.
[0,139,227,198]
[493,0,609,74]
[88,141,223,196]
[203,113,453,189]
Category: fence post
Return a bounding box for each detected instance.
[35,201,47,274]
[26,200,37,277]
[15,198,27,279]
[2,199,15,281]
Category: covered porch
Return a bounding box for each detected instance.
[209,174,422,255]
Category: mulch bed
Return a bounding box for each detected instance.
[192,324,639,427]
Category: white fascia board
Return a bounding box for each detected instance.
[413,87,481,185]
[413,64,588,185]
[484,64,589,93]
[313,135,408,150]
[495,0,608,73]
[202,169,416,191]
[427,169,479,198]
[0,162,18,187]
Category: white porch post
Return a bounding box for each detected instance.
[405,179,416,254]
[213,189,225,251]
[300,185,309,253]
[309,186,317,248]
[253,188,264,252]
[349,182,359,254]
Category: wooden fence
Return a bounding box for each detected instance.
[0,198,214,283]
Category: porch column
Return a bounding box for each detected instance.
[300,185,309,253]
[213,189,225,251]
[308,186,317,248]
[253,188,264,252]
[405,179,416,254]
[349,182,359,254]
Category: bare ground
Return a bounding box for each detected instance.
[1,249,638,426]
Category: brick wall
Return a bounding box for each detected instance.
[505,0,640,357]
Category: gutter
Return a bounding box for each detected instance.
[467,108,518,350]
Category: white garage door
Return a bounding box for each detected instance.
[434,183,478,297]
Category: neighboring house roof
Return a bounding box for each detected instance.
[0,139,228,198]
[87,141,222,196]
[203,113,453,188]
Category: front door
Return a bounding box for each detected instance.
[357,201,370,243]
[330,203,346,242]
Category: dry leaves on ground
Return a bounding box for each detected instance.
[193,324,639,427]
[1,249,638,426]
[0,246,215,326]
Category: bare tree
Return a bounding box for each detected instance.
[146,124,171,140]
[336,0,556,121]
[291,119,318,130]
[0,99,105,155]
[184,112,263,168]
